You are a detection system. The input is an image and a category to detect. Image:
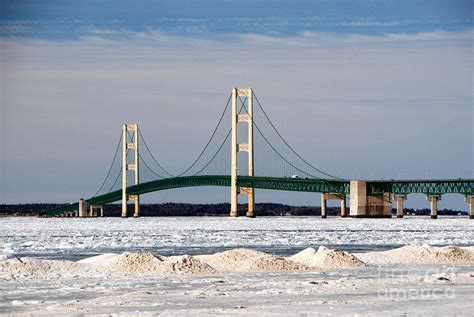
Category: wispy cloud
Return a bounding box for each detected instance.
[1,12,472,40]
[333,20,401,27]
[5,26,469,48]
[346,29,474,42]
[94,27,474,54]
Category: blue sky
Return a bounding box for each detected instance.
[0,0,472,209]
[1,0,472,38]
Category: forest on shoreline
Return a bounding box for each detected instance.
[0,203,468,217]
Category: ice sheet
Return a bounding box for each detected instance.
[0,216,472,259]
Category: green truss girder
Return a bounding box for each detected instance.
[237,176,349,194]
[366,179,474,196]
[43,176,474,216]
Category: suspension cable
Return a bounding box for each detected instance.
[192,129,231,176]
[190,100,246,176]
[107,166,123,193]
[177,94,232,176]
[138,128,175,177]
[253,93,341,179]
[91,132,123,197]
[238,98,323,179]
[127,131,167,179]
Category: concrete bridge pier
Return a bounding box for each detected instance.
[241,188,255,218]
[393,195,407,218]
[349,180,391,217]
[426,195,441,219]
[321,193,346,218]
[130,195,140,218]
[89,205,104,217]
[340,196,347,217]
[79,198,88,217]
[321,194,327,218]
[465,196,473,219]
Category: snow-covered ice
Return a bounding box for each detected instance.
[0,216,473,258]
[0,216,473,315]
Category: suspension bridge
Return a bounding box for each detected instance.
[44,88,474,219]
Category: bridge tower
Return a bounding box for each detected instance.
[122,124,140,218]
[230,87,255,217]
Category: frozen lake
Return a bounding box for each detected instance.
[1,216,473,260]
[1,216,473,316]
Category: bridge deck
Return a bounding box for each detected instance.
[43,176,473,216]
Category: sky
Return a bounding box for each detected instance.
[0,0,472,210]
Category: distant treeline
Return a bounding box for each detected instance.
[0,203,468,217]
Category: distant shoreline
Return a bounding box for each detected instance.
[0,203,468,217]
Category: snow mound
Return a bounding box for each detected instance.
[0,257,92,278]
[197,248,310,272]
[85,252,216,275]
[105,252,164,273]
[165,255,216,274]
[357,244,474,265]
[289,246,368,269]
